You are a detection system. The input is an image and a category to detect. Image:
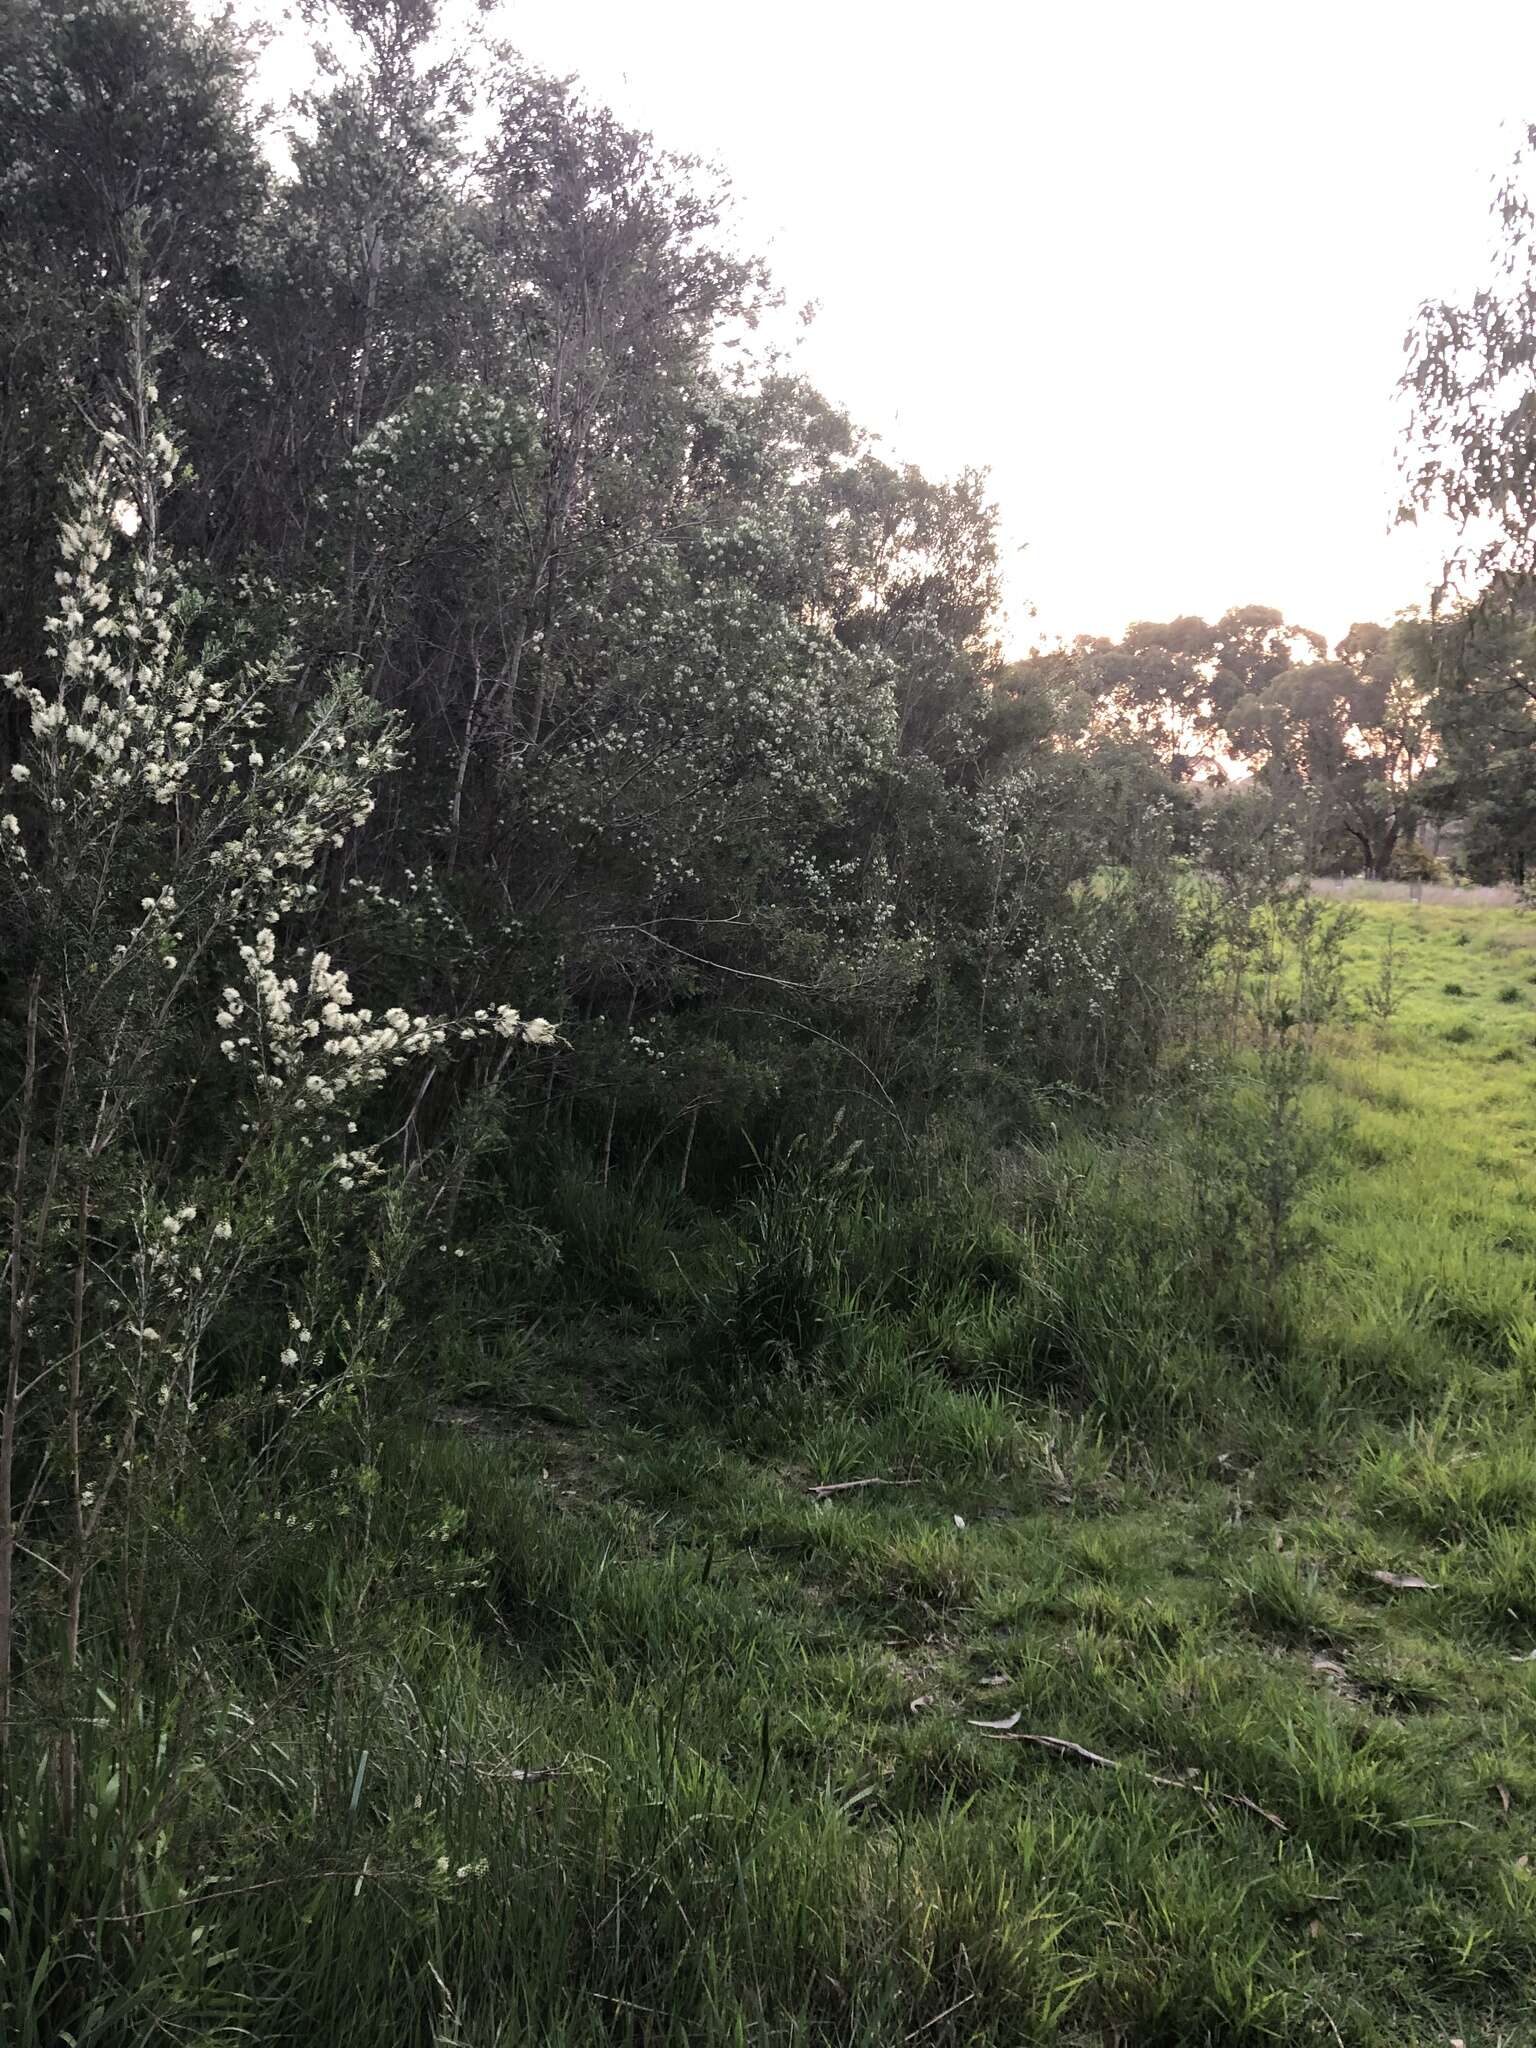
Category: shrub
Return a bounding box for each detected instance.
[0,256,556,1789]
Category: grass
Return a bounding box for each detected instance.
[11,897,1536,2045]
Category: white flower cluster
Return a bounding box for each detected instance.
[206,705,404,923]
[2,423,409,938]
[219,929,559,1133]
[518,547,895,902]
[348,383,528,519]
[3,457,235,809]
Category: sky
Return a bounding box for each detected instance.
[258,0,1536,655]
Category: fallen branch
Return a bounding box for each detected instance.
[806,1476,921,1499]
[968,1722,1287,1831]
[1147,1772,1289,1831]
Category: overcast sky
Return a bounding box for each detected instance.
[262,0,1536,653]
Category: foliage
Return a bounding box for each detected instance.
[1402,122,1536,598]
[1406,608,1536,883]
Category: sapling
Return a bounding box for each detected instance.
[1359,925,1404,1038]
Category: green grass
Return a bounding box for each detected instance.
[13,898,1536,2045]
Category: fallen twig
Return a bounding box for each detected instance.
[1147,1772,1288,1831]
[905,1991,979,2040]
[968,1723,1288,1831]
[806,1476,921,1498]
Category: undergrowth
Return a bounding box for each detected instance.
[9,901,1536,2046]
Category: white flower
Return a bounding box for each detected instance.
[279,1346,299,1367]
[213,1220,233,1240]
[10,763,31,782]
[523,1017,559,1045]
[1,814,18,836]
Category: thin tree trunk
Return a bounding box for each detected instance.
[0,977,40,1743]
[56,1186,90,1832]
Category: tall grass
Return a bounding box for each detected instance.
[12,901,1536,2045]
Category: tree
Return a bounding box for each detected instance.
[1408,610,1536,881]
[1224,625,1432,877]
[1067,610,1433,877]
[0,0,268,682]
[1403,124,1536,601]
[1073,607,1325,776]
[0,257,552,1751]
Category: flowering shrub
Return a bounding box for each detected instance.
[0,254,556,1755]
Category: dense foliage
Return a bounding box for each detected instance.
[0,0,1212,1176]
[0,0,1232,1778]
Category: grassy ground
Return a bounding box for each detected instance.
[15,899,1536,2046]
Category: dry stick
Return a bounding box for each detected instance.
[906,1992,978,2043]
[446,640,486,868]
[970,1726,1288,1832]
[102,1866,378,1925]
[601,983,638,1188]
[677,1100,699,1196]
[806,1477,921,1499]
